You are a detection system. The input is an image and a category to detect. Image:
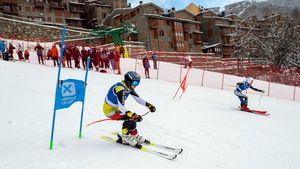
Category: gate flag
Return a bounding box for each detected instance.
[54,79,86,110]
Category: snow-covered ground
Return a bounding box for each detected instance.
[0,60,300,169]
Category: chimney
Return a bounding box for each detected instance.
[128,3,131,8]
[139,1,143,5]
[171,7,175,11]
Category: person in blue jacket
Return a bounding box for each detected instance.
[0,39,6,59]
[103,71,156,148]
[234,77,264,111]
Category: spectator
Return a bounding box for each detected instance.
[6,43,15,61]
[88,47,93,70]
[102,47,109,69]
[34,43,44,64]
[119,46,125,58]
[81,46,88,69]
[24,49,30,61]
[91,48,99,71]
[143,55,150,78]
[72,46,81,68]
[108,49,115,70]
[65,46,72,68]
[114,48,121,74]
[185,55,193,68]
[151,52,157,69]
[0,39,6,59]
[47,49,52,60]
[17,44,24,61]
[51,44,59,67]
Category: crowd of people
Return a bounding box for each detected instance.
[0,40,161,77]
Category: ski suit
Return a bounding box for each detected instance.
[234,81,262,107]
[103,81,149,136]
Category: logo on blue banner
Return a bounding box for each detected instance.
[54,79,86,110]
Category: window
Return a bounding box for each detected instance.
[166,20,171,26]
[153,30,158,39]
[208,30,213,38]
[159,30,164,36]
[102,12,107,19]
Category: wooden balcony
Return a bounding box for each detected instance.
[50,2,64,9]
[183,24,190,32]
[70,7,84,13]
[194,38,202,44]
[2,6,18,15]
[149,19,158,29]
[35,0,45,8]
[1,0,17,4]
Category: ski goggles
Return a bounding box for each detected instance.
[132,80,140,86]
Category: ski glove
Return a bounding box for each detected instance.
[126,111,143,122]
[132,114,143,122]
[146,102,156,112]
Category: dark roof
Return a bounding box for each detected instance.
[144,14,201,24]
[133,2,164,11]
[102,8,132,25]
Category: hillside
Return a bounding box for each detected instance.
[0,60,300,169]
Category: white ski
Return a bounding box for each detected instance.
[101,135,177,160]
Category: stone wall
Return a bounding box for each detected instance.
[0,17,90,42]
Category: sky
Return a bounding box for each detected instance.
[127,0,258,10]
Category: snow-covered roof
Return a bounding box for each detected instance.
[202,43,221,49]
[133,2,164,12]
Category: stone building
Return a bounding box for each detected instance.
[0,0,127,28]
[197,10,236,57]
[104,2,202,53]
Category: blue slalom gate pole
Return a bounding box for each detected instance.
[79,57,90,138]
[50,26,66,150]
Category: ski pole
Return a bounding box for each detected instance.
[141,111,151,117]
[258,92,264,105]
[86,111,151,127]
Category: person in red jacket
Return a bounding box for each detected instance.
[72,46,81,69]
[81,46,88,69]
[143,56,150,78]
[24,49,30,62]
[91,48,99,71]
[114,48,121,74]
[8,43,15,61]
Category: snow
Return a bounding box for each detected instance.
[1,60,300,169]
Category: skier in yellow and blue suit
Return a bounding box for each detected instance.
[103,71,156,148]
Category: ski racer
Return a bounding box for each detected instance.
[234,77,265,111]
[103,71,156,147]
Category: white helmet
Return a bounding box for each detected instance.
[246,77,254,83]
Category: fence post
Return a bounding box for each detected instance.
[156,61,160,80]
[293,85,296,101]
[221,73,225,90]
[179,64,183,83]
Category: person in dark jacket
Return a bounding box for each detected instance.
[34,43,44,64]
[234,77,265,111]
[142,56,150,78]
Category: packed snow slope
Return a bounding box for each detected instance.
[0,60,300,169]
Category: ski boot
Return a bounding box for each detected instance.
[118,134,142,149]
[134,134,150,144]
[241,105,251,112]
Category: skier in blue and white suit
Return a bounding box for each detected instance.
[234,77,264,111]
[103,71,156,148]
